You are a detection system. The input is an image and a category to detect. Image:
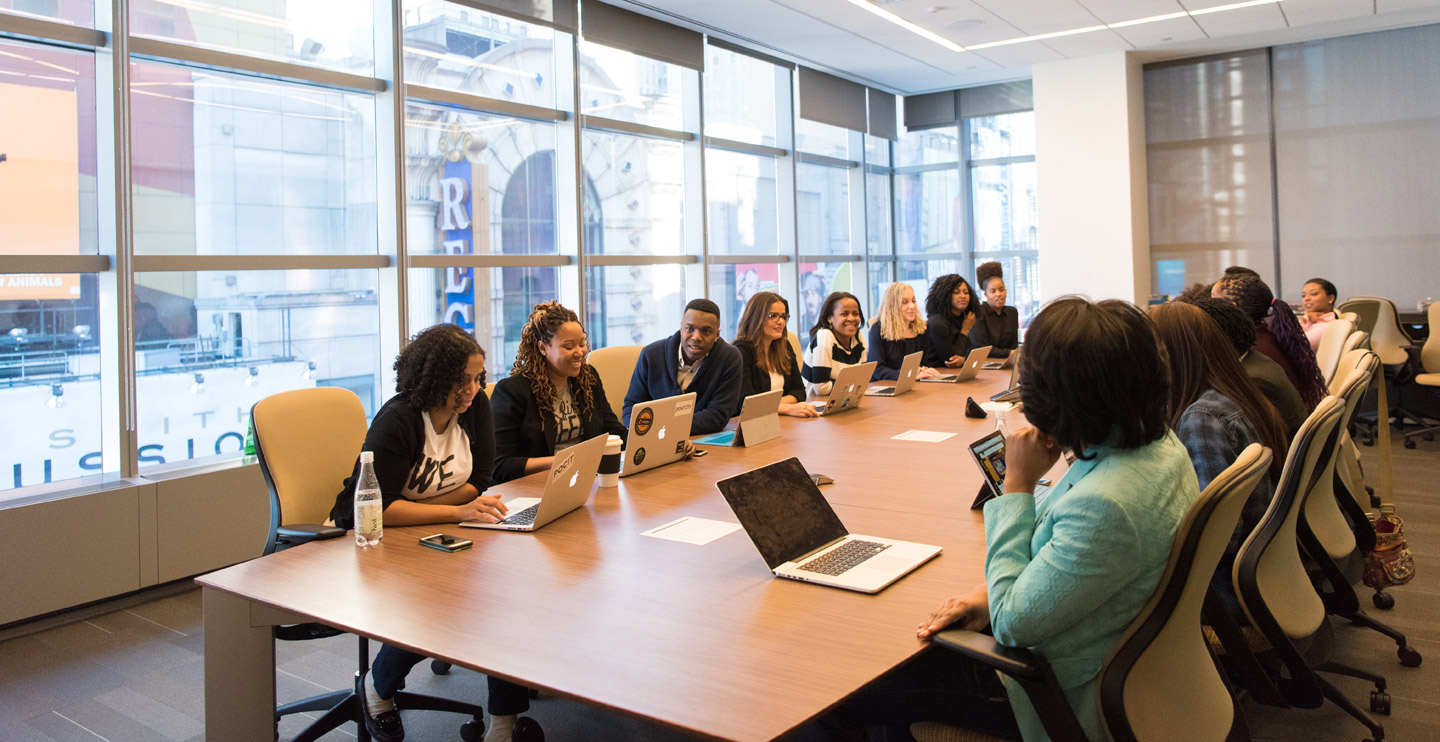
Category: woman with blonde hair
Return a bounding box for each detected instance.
[733,291,818,418]
[867,282,940,382]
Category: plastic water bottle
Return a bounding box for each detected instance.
[353,451,382,546]
[995,409,1009,437]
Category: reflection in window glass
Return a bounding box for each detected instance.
[796,261,861,335]
[865,133,891,167]
[795,118,849,159]
[584,265,686,350]
[973,255,1041,326]
[134,269,381,469]
[797,163,850,255]
[867,262,891,315]
[408,266,560,380]
[969,112,1036,160]
[866,171,892,257]
[405,103,558,257]
[706,149,777,255]
[896,126,959,167]
[0,0,91,26]
[130,0,374,75]
[895,170,960,254]
[130,63,377,256]
[707,263,782,342]
[579,41,683,131]
[704,47,777,147]
[402,0,559,109]
[582,131,685,256]
[971,162,1037,252]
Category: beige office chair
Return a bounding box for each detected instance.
[1339,297,1425,443]
[1338,330,1370,371]
[587,344,642,420]
[787,331,803,366]
[1315,318,1355,388]
[1400,300,1440,449]
[921,446,1271,742]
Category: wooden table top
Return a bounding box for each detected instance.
[199,371,1027,741]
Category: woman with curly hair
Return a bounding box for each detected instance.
[1213,272,1327,408]
[734,291,819,417]
[969,261,1019,359]
[923,273,978,368]
[326,323,527,742]
[491,301,627,484]
[868,282,940,382]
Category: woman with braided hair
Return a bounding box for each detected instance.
[491,301,627,485]
[1212,272,1327,408]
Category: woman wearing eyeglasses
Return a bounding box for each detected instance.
[733,291,819,418]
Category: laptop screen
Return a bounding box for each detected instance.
[716,457,849,569]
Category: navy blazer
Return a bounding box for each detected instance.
[623,332,743,436]
[490,367,626,484]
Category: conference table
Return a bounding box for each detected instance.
[199,369,1035,742]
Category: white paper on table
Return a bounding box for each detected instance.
[890,429,957,443]
[980,401,1016,413]
[641,516,742,545]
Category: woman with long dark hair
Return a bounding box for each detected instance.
[1214,272,1327,408]
[923,273,978,368]
[733,291,818,418]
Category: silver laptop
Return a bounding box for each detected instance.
[812,362,877,416]
[693,389,782,447]
[460,434,607,531]
[990,347,1024,402]
[983,344,1021,371]
[717,457,942,593]
[921,345,993,383]
[866,351,922,397]
[621,391,697,477]
[966,430,1053,510]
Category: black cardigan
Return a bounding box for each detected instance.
[732,338,806,408]
[969,305,1019,358]
[329,392,496,528]
[867,323,928,381]
[925,311,974,367]
[490,367,627,484]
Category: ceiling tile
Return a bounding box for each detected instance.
[969,0,1106,35]
[1111,15,1207,46]
[1040,28,1137,57]
[1188,4,1289,36]
[1280,0,1375,27]
[1078,0,1189,24]
[968,40,1069,67]
[861,0,1028,47]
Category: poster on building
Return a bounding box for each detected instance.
[0,82,81,301]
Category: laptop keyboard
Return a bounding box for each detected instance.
[798,540,890,576]
[867,386,895,396]
[500,504,540,526]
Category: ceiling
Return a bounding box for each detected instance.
[612,0,1440,93]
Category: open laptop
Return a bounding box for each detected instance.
[990,347,1024,403]
[966,430,1053,510]
[921,345,993,383]
[461,434,607,531]
[693,389,782,447]
[865,352,922,396]
[983,344,1021,371]
[812,362,877,416]
[717,457,942,593]
[621,391,697,477]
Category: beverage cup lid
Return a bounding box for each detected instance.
[360,451,374,463]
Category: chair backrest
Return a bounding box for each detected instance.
[1339,297,1409,364]
[1101,444,1271,742]
[587,345,642,420]
[1337,311,1359,324]
[1304,355,1375,561]
[1313,318,1354,388]
[787,331,803,366]
[252,388,368,542]
[1336,298,1378,337]
[1425,302,1440,373]
[1338,330,1368,366]
[484,381,495,398]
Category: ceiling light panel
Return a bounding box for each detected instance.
[857,0,1025,46]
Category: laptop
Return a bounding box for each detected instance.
[966,430,1053,510]
[812,362,877,416]
[921,345,993,383]
[982,345,1021,371]
[693,389,782,447]
[865,352,922,396]
[990,347,1024,403]
[621,392,697,477]
[717,457,942,593]
[460,434,607,531]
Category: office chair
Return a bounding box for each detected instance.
[1231,397,1389,742]
[252,388,489,742]
[787,331,803,367]
[1315,319,1355,389]
[1339,298,1425,443]
[1400,300,1440,449]
[587,345,642,420]
[918,446,1271,742]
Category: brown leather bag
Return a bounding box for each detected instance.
[1363,515,1415,589]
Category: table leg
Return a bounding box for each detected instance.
[203,587,278,742]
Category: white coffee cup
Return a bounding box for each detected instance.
[599,434,623,487]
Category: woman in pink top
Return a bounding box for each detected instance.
[1299,277,1338,351]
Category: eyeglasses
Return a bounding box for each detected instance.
[767,312,790,322]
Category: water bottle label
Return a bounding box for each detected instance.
[355,499,382,535]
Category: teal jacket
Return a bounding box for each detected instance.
[982,430,1199,741]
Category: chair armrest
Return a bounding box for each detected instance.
[932,629,1052,683]
[278,524,346,544]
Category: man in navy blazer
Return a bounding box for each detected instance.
[623,299,743,436]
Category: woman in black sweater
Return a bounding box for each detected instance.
[969,261,1020,358]
[923,273,978,368]
[868,282,941,382]
[732,291,818,418]
[491,301,627,485]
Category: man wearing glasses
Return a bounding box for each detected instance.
[623,298,744,436]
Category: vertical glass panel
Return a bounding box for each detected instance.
[867,262,891,316]
[894,170,960,254]
[968,112,1035,159]
[707,263,782,342]
[897,258,965,295]
[134,269,381,469]
[582,130,685,256]
[865,133,891,168]
[896,126,959,167]
[402,0,560,108]
[408,266,562,381]
[706,149,778,255]
[0,0,91,26]
[404,103,559,256]
[973,254,1041,327]
[579,41,683,131]
[130,62,378,256]
[971,162,1037,253]
[130,0,375,75]
[704,46,777,147]
[795,118,850,159]
[1144,51,1274,296]
[796,163,850,255]
[796,261,861,335]
[866,170,892,258]
[584,264,687,349]
[1,275,101,493]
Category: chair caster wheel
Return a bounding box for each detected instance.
[1404,439,1417,449]
[460,717,484,741]
[1370,689,1392,715]
[431,659,451,675]
[1426,433,1435,441]
[514,716,545,742]
[1373,591,1395,610]
[1398,646,1422,667]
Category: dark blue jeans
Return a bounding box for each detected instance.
[371,643,531,716]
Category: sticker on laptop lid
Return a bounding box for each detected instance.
[674,399,695,416]
[552,451,575,481]
[634,407,654,436]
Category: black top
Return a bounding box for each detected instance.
[969,305,1019,358]
[328,392,496,529]
[732,338,806,408]
[623,332,744,436]
[867,323,928,381]
[925,311,974,367]
[490,367,628,484]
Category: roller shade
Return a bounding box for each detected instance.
[867,87,897,140]
[708,38,794,70]
[903,90,957,131]
[798,66,866,132]
[959,80,1033,119]
[452,0,578,33]
[583,1,704,70]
